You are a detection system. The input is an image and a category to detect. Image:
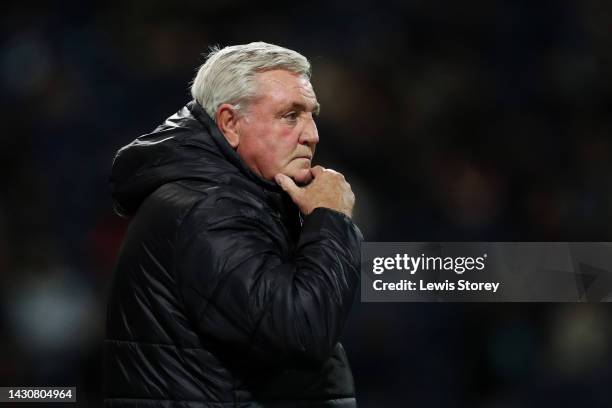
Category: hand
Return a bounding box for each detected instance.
[275,165,355,218]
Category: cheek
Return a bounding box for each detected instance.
[253,129,287,168]
[266,128,298,157]
[240,121,300,172]
[243,123,277,153]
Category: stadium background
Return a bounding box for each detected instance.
[2,0,612,406]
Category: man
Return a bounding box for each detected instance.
[106,42,362,408]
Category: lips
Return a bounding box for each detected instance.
[294,153,312,160]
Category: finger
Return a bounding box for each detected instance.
[310,165,325,177]
[275,173,302,199]
[324,167,341,176]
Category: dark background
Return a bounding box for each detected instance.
[3,0,612,406]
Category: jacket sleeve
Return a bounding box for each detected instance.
[175,201,362,366]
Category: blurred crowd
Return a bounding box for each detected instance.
[2,0,612,406]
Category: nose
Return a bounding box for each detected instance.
[299,116,319,147]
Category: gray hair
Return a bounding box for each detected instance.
[190,42,311,119]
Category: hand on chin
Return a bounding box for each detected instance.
[288,168,313,186]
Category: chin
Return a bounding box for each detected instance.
[291,169,313,186]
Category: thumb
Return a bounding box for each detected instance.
[310,165,325,178]
[275,174,302,200]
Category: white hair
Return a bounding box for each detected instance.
[190,42,311,119]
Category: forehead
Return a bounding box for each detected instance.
[252,69,317,109]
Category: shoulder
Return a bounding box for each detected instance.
[177,182,279,235]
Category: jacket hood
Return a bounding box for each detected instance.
[110,101,282,217]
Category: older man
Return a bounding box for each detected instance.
[106,42,362,408]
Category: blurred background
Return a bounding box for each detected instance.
[2,0,612,406]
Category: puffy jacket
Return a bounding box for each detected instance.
[105,101,363,408]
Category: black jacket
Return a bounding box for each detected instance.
[105,101,363,408]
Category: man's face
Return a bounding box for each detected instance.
[234,69,320,185]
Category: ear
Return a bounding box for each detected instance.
[215,104,241,148]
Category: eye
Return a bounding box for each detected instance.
[284,111,299,121]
